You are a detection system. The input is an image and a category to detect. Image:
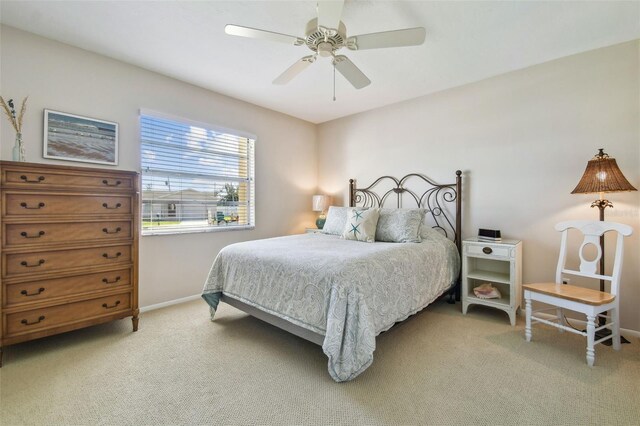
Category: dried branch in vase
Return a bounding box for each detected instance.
[0,96,28,133]
[1,96,29,162]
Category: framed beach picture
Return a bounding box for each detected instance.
[43,109,118,165]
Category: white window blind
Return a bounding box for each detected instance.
[140,113,255,235]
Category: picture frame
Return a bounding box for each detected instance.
[43,109,118,166]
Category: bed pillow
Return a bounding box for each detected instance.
[322,206,349,235]
[421,212,443,239]
[375,208,424,243]
[342,207,380,243]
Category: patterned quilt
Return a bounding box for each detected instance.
[202,232,460,382]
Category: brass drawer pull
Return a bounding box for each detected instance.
[21,259,45,267]
[21,315,45,326]
[102,252,122,259]
[102,276,121,284]
[20,175,45,183]
[21,287,45,296]
[20,202,45,209]
[102,202,122,210]
[482,247,493,254]
[20,231,46,239]
[102,227,122,234]
[102,300,121,309]
[102,179,122,187]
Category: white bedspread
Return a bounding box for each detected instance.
[202,231,460,382]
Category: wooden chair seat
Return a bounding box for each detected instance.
[524,220,633,367]
[523,283,615,306]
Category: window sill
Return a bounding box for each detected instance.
[142,225,255,237]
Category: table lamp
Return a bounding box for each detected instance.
[571,148,636,343]
[312,195,330,229]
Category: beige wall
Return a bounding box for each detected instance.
[2,25,638,332]
[0,26,317,307]
[318,41,640,331]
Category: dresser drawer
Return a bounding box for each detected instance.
[3,193,133,217]
[5,292,131,336]
[465,244,512,259]
[4,220,132,248]
[2,167,134,191]
[4,245,131,278]
[4,268,131,307]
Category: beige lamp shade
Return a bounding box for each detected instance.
[571,149,637,194]
[312,195,330,212]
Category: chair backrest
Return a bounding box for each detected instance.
[554,220,633,296]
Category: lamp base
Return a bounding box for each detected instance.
[316,217,326,229]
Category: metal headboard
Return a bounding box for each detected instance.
[349,170,462,302]
[349,171,462,250]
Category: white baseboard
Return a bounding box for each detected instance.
[533,311,640,338]
[139,296,640,338]
[140,294,202,313]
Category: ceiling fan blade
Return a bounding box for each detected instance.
[333,55,371,89]
[225,24,305,46]
[273,55,316,85]
[346,27,426,50]
[317,0,344,30]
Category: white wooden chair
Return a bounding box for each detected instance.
[523,220,633,366]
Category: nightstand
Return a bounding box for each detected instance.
[305,228,323,234]
[462,237,523,326]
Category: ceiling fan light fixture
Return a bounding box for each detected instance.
[317,42,334,57]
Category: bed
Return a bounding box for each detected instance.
[202,171,462,382]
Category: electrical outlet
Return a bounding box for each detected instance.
[562,278,570,284]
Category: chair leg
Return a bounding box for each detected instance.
[586,314,596,367]
[611,308,621,351]
[525,295,532,342]
[557,308,565,332]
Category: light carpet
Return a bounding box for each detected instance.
[1,299,639,425]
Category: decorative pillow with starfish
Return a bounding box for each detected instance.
[341,207,380,242]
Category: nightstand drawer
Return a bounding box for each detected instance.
[466,244,511,258]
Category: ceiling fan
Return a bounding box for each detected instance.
[225,0,426,90]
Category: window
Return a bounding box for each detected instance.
[140,112,255,235]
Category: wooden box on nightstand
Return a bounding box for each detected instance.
[462,237,522,326]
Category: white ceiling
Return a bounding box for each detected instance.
[1,1,639,124]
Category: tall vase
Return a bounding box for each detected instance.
[12,132,25,162]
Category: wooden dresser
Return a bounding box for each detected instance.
[0,161,139,366]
